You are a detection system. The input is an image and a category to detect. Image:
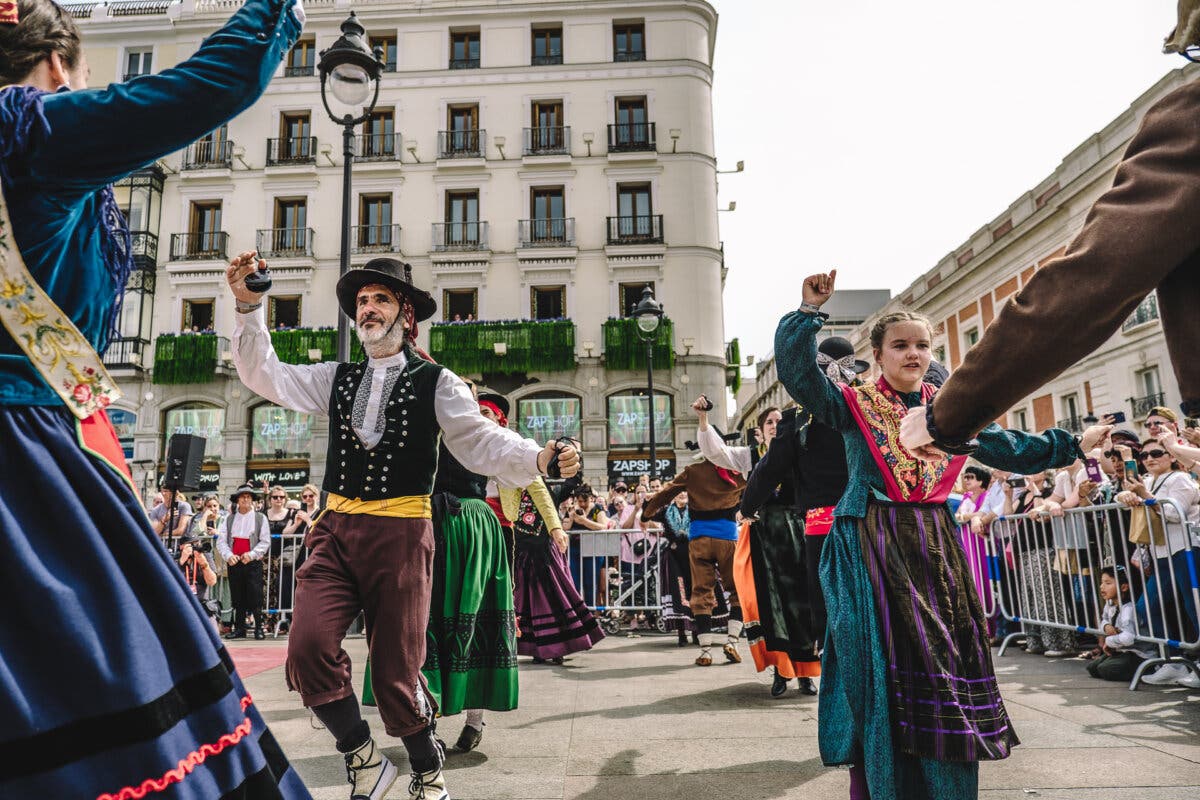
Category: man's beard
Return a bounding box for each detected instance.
[356,317,406,358]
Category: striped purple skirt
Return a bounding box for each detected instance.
[512,532,604,659]
[860,500,1017,762]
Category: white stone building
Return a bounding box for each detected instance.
[74,0,730,500]
[845,67,1196,438]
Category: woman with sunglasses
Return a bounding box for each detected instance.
[1115,440,1200,687]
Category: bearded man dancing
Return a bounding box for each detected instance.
[226,253,579,800]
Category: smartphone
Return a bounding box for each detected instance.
[1186,417,1199,429]
[1085,458,1104,483]
[1006,477,1025,489]
[1123,458,1139,478]
[1104,411,1127,424]
[205,518,215,529]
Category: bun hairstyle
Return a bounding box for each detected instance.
[0,0,83,86]
[868,310,934,353]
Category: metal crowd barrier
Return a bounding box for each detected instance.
[567,527,666,635]
[207,531,308,638]
[986,498,1200,690]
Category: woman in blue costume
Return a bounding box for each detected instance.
[0,1,311,797]
[774,270,1110,800]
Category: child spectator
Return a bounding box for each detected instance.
[1087,566,1155,683]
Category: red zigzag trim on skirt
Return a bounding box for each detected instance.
[95,695,255,800]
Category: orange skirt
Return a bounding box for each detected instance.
[733,521,820,679]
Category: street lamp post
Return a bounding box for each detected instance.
[632,285,664,481]
[318,12,384,362]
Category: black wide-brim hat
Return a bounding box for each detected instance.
[818,335,870,374]
[336,258,437,322]
[477,392,511,419]
[229,482,261,503]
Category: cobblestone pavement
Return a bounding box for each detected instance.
[238,634,1200,799]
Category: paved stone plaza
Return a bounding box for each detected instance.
[237,635,1200,799]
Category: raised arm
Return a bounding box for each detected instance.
[973,423,1083,476]
[232,297,338,416]
[642,469,688,521]
[774,272,854,431]
[33,0,305,191]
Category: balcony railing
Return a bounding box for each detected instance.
[431,222,488,252]
[1056,416,1085,434]
[283,64,314,78]
[169,232,229,261]
[153,333,229,385]
[129,231,159,270]
[607,215,664,245]
[438,129,484,159]
[524,126,570,155]
[614,49,646,62]
[519,218,574,247]
[382,60,398,73]
[1130,392,1166,419]
[123,71,150,81]
[602,316,675,371]
[531,53,563,66]
[355,132,400,161]
[183,140,233,170]
[351,224,402,254]
[608,122,656,153]
[266,136,317,166]
[103,336,148,370]
[449,57,481,70]
[1122,295,1159,332]
[257,227,315,258]
[429,319,575,376]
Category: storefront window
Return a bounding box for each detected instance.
[250,405,314,459]
[163,405,224,461]
[606,391,672,448]
[109,409,137,461]
[516,394,581,443]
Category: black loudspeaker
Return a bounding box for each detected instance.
[164,433,206,491]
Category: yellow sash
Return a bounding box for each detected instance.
[319,492,433,521]
[0,162,121,419]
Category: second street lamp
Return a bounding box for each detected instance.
[632,285,665,481]
[318,11,384,362]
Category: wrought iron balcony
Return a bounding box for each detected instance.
[169,232,229,261]
[283,64,315,78]
[608,122,656,153]
[1056,416,1085,434]
[519,218,574,247]
[1122,295,1159,332]
[123,72,150,82]
[256,227,315,258]
[524,126,570,156]
[351,224,402,254]
[438,129,484,159]
[429,319,575,376]
[431,222,488,252]
[183,140,233,170]
[449,57,481,70]
[614,49,646,62]
[102,336,148,370]
[1130,392,1166,419]
[129,231,159,270]
[607,215,664,245]
[355,133,400,161]
[266,136,317,166]
[531,53,563,66]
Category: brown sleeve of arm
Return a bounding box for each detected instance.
[642,469,688,521]
[932,80,1200,440]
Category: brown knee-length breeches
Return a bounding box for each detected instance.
[285,510,437,737]
[689,535,739,617]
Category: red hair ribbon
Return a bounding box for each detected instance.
[0,1,18,24]
[479,400,508,428]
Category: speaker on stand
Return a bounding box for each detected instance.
[162,433,206,552]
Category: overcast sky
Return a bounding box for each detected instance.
[711,0,1180,376]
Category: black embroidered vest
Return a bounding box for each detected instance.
[322,346,444,500]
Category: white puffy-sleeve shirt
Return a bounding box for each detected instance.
[232,306,542,488]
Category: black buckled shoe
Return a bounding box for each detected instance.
[798,677,818,695]
[770,669,789,698]
[455,722,483,752]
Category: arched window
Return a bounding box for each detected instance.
[606,389,672,448]
[249,404,314,460]
[515,392,581,444]
[162,403,224,461]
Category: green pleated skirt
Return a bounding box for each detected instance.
[363,498,518,716]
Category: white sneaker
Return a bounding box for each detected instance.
[1175,667,1200,689]
[1141,663,1192,685]
[343,736,399,800]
